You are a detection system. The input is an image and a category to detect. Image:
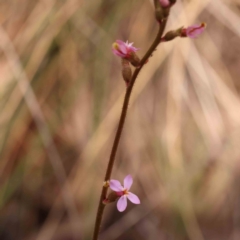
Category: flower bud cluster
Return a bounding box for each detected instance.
[112,40,140,86]
[112,3,206,87]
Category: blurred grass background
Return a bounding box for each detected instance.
[0,0,240,239]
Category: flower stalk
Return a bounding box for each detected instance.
[92,2,206,239]
[91,18,168,240]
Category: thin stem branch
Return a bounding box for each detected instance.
[92,19,167,240]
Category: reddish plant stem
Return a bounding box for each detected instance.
[92,19,167,240]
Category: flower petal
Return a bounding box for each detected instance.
[127,192,140,204]
[112,49,125,57]
[118,44,127,55]
[116,40,125,45]
[110,180,123,192]
[123,175,133,190]
[128,46,139,53]
[117,195,127,212]
[186,23,206,38]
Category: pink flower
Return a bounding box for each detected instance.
[181,23,206,38]
[159,0,171,7]
[109,175,140,212]
[112,40,139,58]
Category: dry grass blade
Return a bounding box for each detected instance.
[0,26,81,238]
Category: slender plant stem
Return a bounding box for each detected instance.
[92,19,167,240]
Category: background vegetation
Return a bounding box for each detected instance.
[0,0,240,239]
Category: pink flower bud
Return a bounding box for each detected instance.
[159,0,171,7]
[112,40,139,59]
[181,23,206,38]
